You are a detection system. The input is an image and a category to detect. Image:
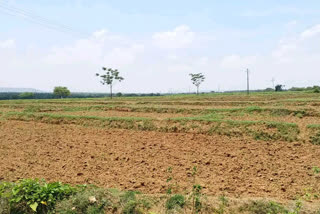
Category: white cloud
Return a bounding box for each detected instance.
[102,44,145,67]
[271,42,298,62]
[152,25,195,49]
[93,29,108,40]
[2,24,320,92]
[44,39,102,65]
[271,24,320,63]
[0,39,15,49]
[167,64,192,73]
[220,55,258,70]
[195,57,209,67]
[301,24,320,39]
[213,23,320,90]
[44,29,141,67]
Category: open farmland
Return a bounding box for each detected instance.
[2,92,320,213]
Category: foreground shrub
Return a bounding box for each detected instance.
[120,191,151,214]
[55,186,111,214]
[0,179,314,213]
[0,179,75,213]
[0,179,154,214]
[166,194,185,210]
[239,200,287,214]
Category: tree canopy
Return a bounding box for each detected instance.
[53,86,71,98]
[189,73,205,95]
[275,85,285,92]
[96,67,124,99]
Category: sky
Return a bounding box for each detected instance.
[1,0,320,93]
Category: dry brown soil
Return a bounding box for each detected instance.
[1,120,320,200]
[51,110,192,120]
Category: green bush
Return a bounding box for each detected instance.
[0,179,75,213]
[166,194,185,210]
[120,191,151,214]
[0,179,153,214]
[239,200,287,214]
[122,200,143,214]
[55,186,111,214]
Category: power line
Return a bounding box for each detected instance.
[0,8,80,36]
[0,3,88,36]
[0,2,89,37]
[0,3,81,33]
[0,6,88,37]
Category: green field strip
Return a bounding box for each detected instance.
[1,111,300,142]
[307,124,320,129]
[1,103,317,120]
[3,111,152,122]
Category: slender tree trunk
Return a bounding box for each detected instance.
[197,86,199,95]
[110,84,113,99]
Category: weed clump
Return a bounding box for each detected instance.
[215,195,229,214]
[55,186,111,214]
[310,132,320,145]
[166,194,185,210]
[120,191,151,214]
[239,200,287,214]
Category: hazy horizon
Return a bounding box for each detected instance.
[1,0,320,93]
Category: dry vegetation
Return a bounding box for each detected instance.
[1,91,320,213]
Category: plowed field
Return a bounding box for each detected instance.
[1,92,320,202]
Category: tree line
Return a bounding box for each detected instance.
[0,92,162,100]
[1,67,319,100]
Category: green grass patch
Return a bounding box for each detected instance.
[168,117,299,142]
[3,111,158,132]
[239,200,288,214]
[306,125,320,145]
[4,112,151,122]
[1,111,300,142]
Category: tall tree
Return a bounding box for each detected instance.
[189,73,205,95]
[275,84,285,92]
[96,67,124,99]
[53,86,70,99]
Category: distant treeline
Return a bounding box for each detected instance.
[0,85,319,100]
[0,92,162,100]
[224,85,320,93]
[288,85,320,92]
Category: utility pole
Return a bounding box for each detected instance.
[271,78,275,89]
[246,68,250,95]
